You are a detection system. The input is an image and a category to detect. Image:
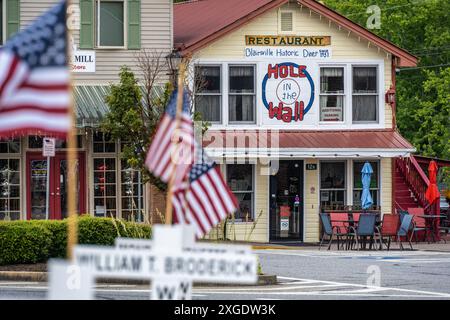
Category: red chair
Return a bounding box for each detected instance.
[408,207,430,243]
[330,213,350,249]
[376,214,400,250]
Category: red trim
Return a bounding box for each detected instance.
[179,0,289,55]
[0,129,68,140]
[177,0,418,67]
[26,151,86,220]
[297,0,417,67]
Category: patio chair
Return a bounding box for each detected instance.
[397,210,409,223]
[397,214,414,250]
[319,213,348,250]
[347,214,379,250]
[376,214,400,250]
[408,207,431,243]
[329,212,351,249]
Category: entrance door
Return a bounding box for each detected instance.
[269,160,304,241]
[26,152,86,220]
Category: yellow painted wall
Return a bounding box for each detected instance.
[207,163,268,243]
[195,3,393,128]
[380,158,393,215]
[304,159,320,243]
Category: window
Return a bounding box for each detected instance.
[226,164,254,221]
[0,139,20,154]
[353,161,379,210]
[0,158,20,220]
[320,67,344,122]
[229,66,255,123]
[320,161,346,210]
[93,158,117,218]
[352,66,378,123]
[195,66,221,122]
[121,160,144,222]
[96,0,125,47]
[93,132,115,153]
[279,10,294,33]
[28,136,83,149]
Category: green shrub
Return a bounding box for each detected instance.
[0,224,52,265]
[0,216,151,265]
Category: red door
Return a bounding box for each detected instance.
[26,152,86,220]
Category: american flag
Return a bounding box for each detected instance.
[173,143,238,238]
[0,1,70,138]
[145,88,194,185]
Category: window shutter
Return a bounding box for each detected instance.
[6,0,20,39]
[80,0,94,49]
[280,11,293,32]
[128,0,141,49]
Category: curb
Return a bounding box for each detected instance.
[0,271,277,286]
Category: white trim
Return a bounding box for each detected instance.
[193,58,387,131]
[278,8,296,34]
[205,148,415,159]
[95,0,127,50]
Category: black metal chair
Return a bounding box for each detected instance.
[347,214,379,250]
[319,213,348,250]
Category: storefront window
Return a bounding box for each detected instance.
[28,136,82,149]
[93,158,117,218]
[352,66,378,123]
[0,159,20,220]
[229,66,255,123]
[0,139,20,153]
[121,160,144,222]
[353,161,379,209]
[93,132,115,153]
[320,161,346,210]
[320,67,344,122]
[226,164,253,220]
[195,66,221,122]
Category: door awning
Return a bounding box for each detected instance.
[74,86,111,128]
[202,129,416,158]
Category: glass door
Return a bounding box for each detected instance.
[270,160,304,241]
[29,157,51,220]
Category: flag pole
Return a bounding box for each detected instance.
[66,0,78,260]
[164,61,186,225]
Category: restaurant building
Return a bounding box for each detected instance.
[174,0,418,242]
[0,0,172,222]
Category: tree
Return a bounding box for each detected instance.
[324,0,450,161]
[101,51,172,191]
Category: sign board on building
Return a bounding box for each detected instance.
[306,164,317,170]
[245,47,331,59]
[70,50,96,73]
[43,138,56,157]
[245,35,331,46]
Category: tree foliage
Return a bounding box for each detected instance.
[323,0,449,161]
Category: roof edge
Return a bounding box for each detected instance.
[177,0,418,67]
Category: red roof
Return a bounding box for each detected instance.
[174,0,417,67]
[203,129,414,150]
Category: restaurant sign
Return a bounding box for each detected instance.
[245,35,331,46]
[262,62,317,124]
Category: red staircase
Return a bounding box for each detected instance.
[394,156,442,240]
[394,169,419,210]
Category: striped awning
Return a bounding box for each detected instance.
[74,86,111,128]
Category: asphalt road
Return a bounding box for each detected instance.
[1,248,450,300]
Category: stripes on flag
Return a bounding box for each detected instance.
[173,144,238,238]
[145,88,194,186]
[0,1,70,138]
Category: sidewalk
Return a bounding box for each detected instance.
[251,241,450,252]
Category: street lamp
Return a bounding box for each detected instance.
[166,50,183,86]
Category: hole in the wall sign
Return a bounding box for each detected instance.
[262,62,315,123]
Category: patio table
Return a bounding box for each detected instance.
[418,215,446,243]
